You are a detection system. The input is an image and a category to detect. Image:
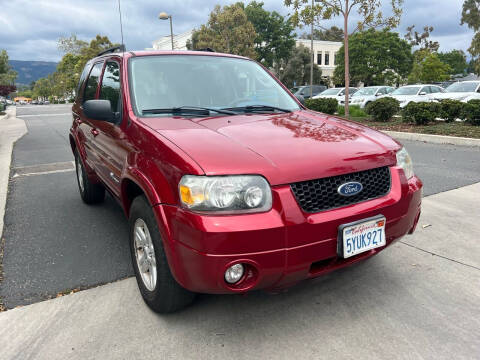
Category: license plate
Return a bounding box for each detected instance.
[338,216,386,258]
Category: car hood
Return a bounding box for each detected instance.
[433,92,472,101]
[141,111,401,185]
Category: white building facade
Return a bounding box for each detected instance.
[150,30,193,51]
[295,39,342,78]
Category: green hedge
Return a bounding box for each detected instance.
[462,99,480,126]
[402,102,442,125]
[440,99,464,123]
[305,98,338,115]
[365,98,400,122]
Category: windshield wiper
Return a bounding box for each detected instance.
[142,106,235,116]
[222,105,292,113]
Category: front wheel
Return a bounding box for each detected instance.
[129,195,196,313]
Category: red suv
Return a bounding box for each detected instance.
[70,47,422,313]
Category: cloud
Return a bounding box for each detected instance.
[0,0,474,61]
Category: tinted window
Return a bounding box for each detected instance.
[429,86,440,93]
[76,63,91,99]
[100,61,121,112]
[421,87,431,94]
[84,62,104,102]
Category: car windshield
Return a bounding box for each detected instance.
[129,55,300,116]
[353,88,378,96]
[291,87,302,93]
[321,88,341,95]
[445,82,480,93]
[391,87,420,95]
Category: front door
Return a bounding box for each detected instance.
[89,59,127,197]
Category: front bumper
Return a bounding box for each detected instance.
[154,167,422,294]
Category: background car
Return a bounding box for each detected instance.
[432,81,480,102]
[312,87,358,103]
[384,84,445,108]
[349,86,395,108]
[290,85,327,99]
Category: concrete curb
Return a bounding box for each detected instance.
[383,130,480,147]
[0,107,27,239]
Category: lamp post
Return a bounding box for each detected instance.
[310,0,320,98]
[159,12,174,50]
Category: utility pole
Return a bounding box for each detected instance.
[310,0,314,98]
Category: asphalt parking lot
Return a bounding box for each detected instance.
[0,105,479,359]
[1,104,480,308]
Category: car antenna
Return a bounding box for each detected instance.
[117,0,125,51]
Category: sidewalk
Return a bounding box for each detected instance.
[0,183,479,360]
[0,107,27,239]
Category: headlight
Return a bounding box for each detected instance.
[396,147,414,179]
[179,175,272,213]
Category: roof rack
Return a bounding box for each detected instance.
[196,48,215,52]
[97,45,126,57]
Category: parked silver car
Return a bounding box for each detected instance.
[433,81,480,102]
[383,84,445,108]
[349,86,395,108]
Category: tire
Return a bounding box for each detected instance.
[74,150,105,204]
[129,195,196,313]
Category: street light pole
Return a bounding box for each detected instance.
[169,16,174,50]
[310,0,314,98]
[159,12,174,50]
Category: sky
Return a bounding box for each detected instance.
[0,0,474,62]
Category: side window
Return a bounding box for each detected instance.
[430,86,439,93]
[421,86,431,94]
[377,88,385,95]
[76,64,91,100]
[100,61,121,112]
[83,62,104,102]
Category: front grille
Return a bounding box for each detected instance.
[290,166,391,213]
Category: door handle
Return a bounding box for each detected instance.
[91,128,99,137]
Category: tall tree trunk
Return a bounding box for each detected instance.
[344,0,350,118]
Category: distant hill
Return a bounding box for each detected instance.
[9,60,58,85]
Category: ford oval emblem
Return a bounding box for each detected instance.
[337,182,363,197]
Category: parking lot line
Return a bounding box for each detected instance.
[12,161,75,178]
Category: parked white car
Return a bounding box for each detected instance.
[432,81,480,102]
[312,87,358,103]
[349,86,395,108]
[384,84,445,108]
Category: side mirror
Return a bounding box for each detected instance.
[83,100,114,122]
[419,91,427,96]
[295,94,306,105]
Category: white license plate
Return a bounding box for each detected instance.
[339,216,386,258]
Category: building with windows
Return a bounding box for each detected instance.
[149,30,193,51]
[295,39,342,78]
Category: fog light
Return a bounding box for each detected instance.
[224,263,244,284]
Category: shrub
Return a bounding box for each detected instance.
[337,105,368,117]
[305,98,338,115]
[402,102,439,125]
[462,99,480,126]
[440,99,464,123]
[365,97,400,122]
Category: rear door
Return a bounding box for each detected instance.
[78,61,104,170]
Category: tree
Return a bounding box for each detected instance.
[244,1,296,69]
[333,29,413,86]
[0,50,17,86]
[279,44,322,88]
[0,85,16,97]
[285,0,403,117]
[461,0,480,74]
[58,34,89,55]
[32,35,117,100]
[438,50,468,75]
[300,26,344,41]
[404,25,440,52]
[187,3,257,58]
[407,51,451,84]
